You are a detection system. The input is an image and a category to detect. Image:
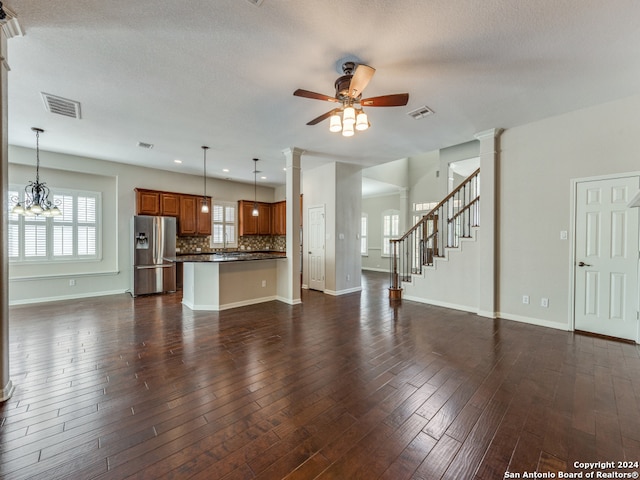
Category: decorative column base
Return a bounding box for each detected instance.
[388,287,402,300]
[1,380,14,402]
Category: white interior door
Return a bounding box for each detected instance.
[308,205,325,291]
[574,176,640,341]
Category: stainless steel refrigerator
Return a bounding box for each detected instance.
[131,215,177,297]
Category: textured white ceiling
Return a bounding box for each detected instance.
[5,0,640,187]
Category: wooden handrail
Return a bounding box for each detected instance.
[391,167,480,243]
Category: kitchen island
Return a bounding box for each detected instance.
[165,252,286,311]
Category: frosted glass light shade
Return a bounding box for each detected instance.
[343,106,356,125]
[342,122,355,137]
[356,111,369,131]
[329,113,342,132]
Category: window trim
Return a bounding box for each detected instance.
[210,200,238,248]
[381,209,400,258]
[8,185,102,264]
[360,212,368,256]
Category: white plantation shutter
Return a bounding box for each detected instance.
[24,223,47,257]
[211,201,237,247]
[9,185,100,262]
[382,210,400,256]
[361,213,368,255]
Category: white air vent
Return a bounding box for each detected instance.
[137,141,154,149]
[246,0,264,5]
[407,105,434,119]
[41,93,82,119]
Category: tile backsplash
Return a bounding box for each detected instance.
[176,235,286,254]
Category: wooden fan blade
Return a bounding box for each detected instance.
[307,109,339,126]
[348,64,375,98]
[294,89,339,103]
[360,93,409,107]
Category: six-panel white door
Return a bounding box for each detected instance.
[574,176,639,341]
[307,205,325,291]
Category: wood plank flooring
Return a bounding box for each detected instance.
[2,271,640,479]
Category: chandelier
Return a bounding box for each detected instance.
[11,127,61,217]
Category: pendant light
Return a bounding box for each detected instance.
[12,127,61,217]
[201,146,209,214]
[252,158,259,216]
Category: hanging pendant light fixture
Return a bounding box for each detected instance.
[252,158,259,217]
[12,127,61,217]
[200,146,209,214]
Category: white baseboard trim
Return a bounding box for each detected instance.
[183,295,278,311]
[9,289,127,306]
[276,296,302,306]
[497,312,570,331]
[477,310,498,319]
[0,380,15,402]
[402,294,478,314]
[324,286,363,296]
[362,267,389,273]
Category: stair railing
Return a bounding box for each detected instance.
[389,168,480,296]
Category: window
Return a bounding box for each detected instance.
[211,201,237,248]
[360,213,368,256]
[8,186,100,262]
[382,209,400,256]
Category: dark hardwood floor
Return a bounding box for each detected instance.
[2,271,640,479]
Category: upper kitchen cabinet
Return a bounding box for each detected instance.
[135,189,180,217]
[135,188,211,236]
[135,189,161,216]
[179,194,212,236]
[160,192,180,217]
[272,201,286,236]
[238,200,273,236]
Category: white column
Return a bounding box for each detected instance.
[399,187,409,234]
[475,128,503,319]
[278,147,302,305]
[1,30,14,402]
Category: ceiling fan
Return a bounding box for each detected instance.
[293,61,409,137]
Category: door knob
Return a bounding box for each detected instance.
[578,261,592,267]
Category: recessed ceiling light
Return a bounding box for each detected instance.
[174,159,182,164]
[222,168,229,173]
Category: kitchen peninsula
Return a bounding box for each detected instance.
[165,252,286,311]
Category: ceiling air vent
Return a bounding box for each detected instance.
[407,105,434,119]
[137,141,154,149]
[41,93,82,119]
[246,0,264,5]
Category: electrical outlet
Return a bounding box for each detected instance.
[69,279,76,286]
[522,295,529,305]
[541,298,549,308]
[347,274,350,281]
[261,280,266,287]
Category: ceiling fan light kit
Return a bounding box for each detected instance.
[293,61,409,137]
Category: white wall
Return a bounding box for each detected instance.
[498,93,640,329]
[8,146,275,304]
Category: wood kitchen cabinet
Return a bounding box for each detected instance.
[272,201,286,235]
[135,188,210,236]
[179,194,211,236]
[238,200,273,236]
[135,189,161,215]
[160,193,180,216]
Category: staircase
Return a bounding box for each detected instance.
[389,168,480,299]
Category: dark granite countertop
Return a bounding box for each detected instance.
[166,251,286,263]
